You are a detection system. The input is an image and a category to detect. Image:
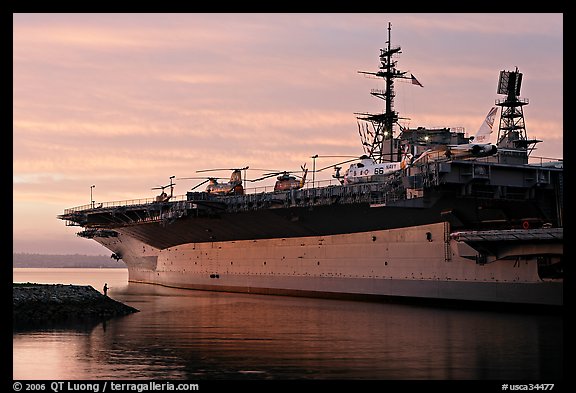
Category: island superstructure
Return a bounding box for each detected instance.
[58,23,563,308]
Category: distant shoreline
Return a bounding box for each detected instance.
[13,253,127,269]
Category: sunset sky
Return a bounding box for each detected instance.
[13,13,563,255]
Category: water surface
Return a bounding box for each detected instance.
[13,268,563,380]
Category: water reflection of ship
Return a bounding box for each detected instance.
[73,289,563,379]
[58,23,562,308]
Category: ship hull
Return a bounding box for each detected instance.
[95,221,562,307]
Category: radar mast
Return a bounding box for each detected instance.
[495,67,541,155]
[355,22,421,163]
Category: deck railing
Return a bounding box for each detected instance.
[62,155,562,215]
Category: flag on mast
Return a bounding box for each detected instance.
[410,74,423,87]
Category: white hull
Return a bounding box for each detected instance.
[95,222,562,306]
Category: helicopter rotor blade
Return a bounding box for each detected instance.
[250,173,280,182]
[190,179,210,191]
[261,168,306,177]
[151,181,176,190]
[196,166,249,173]
[315,155,359,158]
[178,176,225,180]
[152,185,172,190]
[317,157,360,172]
[248,168,282,172]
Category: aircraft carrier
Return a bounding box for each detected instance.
[58,24,563,308]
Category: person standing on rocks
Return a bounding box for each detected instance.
[103,283,109,296]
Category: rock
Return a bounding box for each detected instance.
[13,283,139,326]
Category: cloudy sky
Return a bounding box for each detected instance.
[13,13,563,255]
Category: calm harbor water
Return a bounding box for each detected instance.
[13,268,563,381]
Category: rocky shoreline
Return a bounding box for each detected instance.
[13,283,139,326]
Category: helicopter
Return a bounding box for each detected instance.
[251,164,308,192]
[318,146,413,185]
[151,176,175,202]
[179,167,248,195]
